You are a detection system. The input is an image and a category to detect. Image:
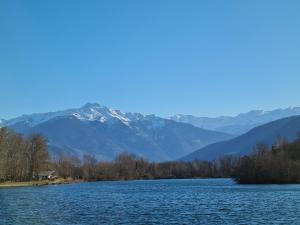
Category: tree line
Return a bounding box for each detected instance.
[233,136,300,184]
[0,127,236,182]
[1,127,300,184]
[53,153,237,181]
[0,127,49,182]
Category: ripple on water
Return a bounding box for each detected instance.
[0,179,300,225]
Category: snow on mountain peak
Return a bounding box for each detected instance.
[72,103,132,125]
[4,103,137,127]
[82,102,101,108]
[3,102,159,128]
[171,107,300,135]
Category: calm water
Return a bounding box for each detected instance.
[0,179,300,225]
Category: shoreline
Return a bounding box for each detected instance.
[0,178,83,189]
[2,177,299,188]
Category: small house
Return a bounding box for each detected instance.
[38,171,57,180]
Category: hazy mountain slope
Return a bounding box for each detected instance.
[171,107,300,135]
[4,103,231,161]
[130,116,231,159]
[16,116,166,161]
[182,115,300,161]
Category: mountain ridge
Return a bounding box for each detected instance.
[2,103,232,161]
[171,107,300,135]
[182,115,300,161]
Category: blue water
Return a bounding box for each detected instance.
[0,179,300,225]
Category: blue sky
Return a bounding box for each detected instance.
[1,0,300,119]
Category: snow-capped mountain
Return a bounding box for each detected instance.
[171,107,300,135]
[0,119,4,127]
[5,103,134,127]
[182,115,300,161]
[3,103,231,161]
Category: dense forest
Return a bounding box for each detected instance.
[1,127,300,184]
[233,137,300,184]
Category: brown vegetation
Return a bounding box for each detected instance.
[233,137,300,184]
[53,152,237,181]
[0,128,49,182]
[1,127,300,184]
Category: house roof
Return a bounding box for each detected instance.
[38,171,55,177]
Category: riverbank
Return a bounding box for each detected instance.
[0,178,82,188]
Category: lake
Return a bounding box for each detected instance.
[0,179,299,225]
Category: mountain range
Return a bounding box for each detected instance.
[1,103,231,161]
[2,104,300,162]
[171,107,300,135]
[182,115,300,161]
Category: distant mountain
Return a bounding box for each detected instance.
[182,115,300,161]
[171,107,300,135]
[3,103,231,161]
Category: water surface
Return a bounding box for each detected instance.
[0,179,299,224]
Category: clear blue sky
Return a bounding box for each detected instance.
[1,0,300,119]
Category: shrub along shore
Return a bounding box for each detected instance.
[0,127,300,187]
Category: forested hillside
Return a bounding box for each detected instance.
[233,137,300,184]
